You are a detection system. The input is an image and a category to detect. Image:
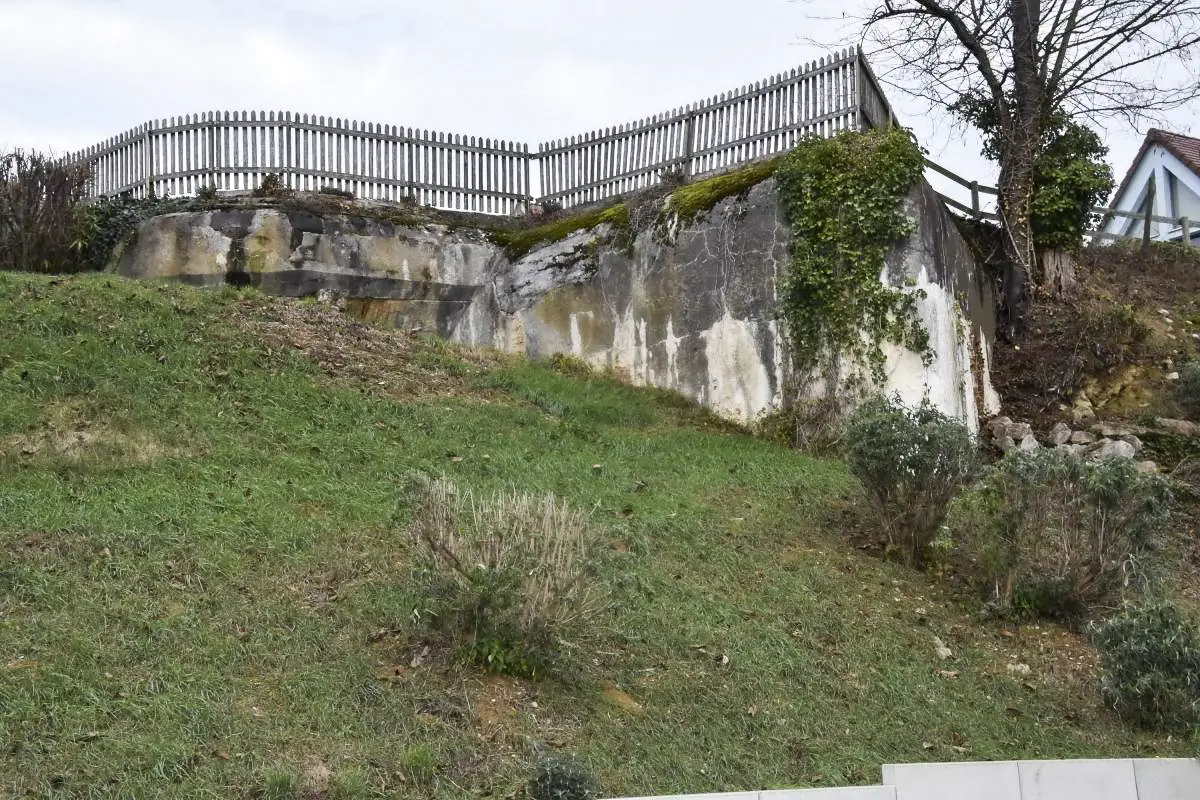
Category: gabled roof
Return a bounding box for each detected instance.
[1114,128,1200,206]
[1148,128,1200,174]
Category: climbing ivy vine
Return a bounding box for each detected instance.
[776,127,929,382]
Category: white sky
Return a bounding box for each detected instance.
[2,0,1196,209]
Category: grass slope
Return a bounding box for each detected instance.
[0,274,1190,799]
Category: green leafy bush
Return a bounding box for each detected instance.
[406,475,604,678]
[528,755,599,800]
[1178,361,1200,419]
[1090,601,1200,730]
[844,396,978,567]
[775,127,928,381]
[953,99,1113,252]
[953,449,1172,619]
[71,194,188,272]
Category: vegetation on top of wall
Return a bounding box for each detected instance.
[491,203,630,261]
[665,156,782,225]
[775,127,929,382]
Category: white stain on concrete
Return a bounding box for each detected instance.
[878,266,991,434]
[700,310,774,422]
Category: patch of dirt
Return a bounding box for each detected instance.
[990,244,1200,429]
[231,295,502,400]
[1,403,172,464]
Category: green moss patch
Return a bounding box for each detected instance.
[667,157,782,224]
[492,204,630,261]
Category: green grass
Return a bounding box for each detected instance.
[0,273,1193,799]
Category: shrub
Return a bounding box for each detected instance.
[0,150,91,273]
[953,448,1172,619]
[406,475,603,677]
[253,172,291,198]
[1090,601,1200,730]
[196,184,219,202]
[528,755,599,800]
[1178,361,1200,419]
[318,185,355,200]
[844,396,978,567]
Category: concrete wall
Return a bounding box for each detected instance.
[114,178,1000,428]
[603,759,1200,800]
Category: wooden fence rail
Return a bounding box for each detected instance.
[924,158,1197,247]
[71,48,894,215]
[537,49,864,208]
[71,112,532,215]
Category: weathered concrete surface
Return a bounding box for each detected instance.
[115,180,999,428]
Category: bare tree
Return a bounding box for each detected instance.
[833,1,1200,337]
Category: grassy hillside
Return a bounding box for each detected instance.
[0,273,1191,799]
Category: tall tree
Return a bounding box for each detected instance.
[840,0,1200,337]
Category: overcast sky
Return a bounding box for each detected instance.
[2,0,1196,207]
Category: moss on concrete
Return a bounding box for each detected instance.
[492,204,630,261]
[667,157,782,225]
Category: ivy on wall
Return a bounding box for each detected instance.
[775,127,929,382]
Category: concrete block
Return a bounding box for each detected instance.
[1017,759,1137,800]
[882,761,1020,800]
[1133,759,1200,800]
[604,793,758,800]
[760,787,895,799]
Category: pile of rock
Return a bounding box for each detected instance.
[983,416,1192,474]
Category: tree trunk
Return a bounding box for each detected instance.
[1042,249,1078,297]
[996,0,1044,340]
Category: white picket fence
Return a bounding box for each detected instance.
[73,113,532,215]
[536,48,874,208]
[70,48,897,215]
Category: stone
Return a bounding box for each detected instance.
[1004,421,1034,441]
[1092,422,1149,438]
[1155,417,1198,437]
[1070,430,1096,445]
[1057,444,1087,457]
[1017,433,1040,453]
[1088,439,1137,460]
[1167,371,1181,381]
[996,436,1017,454]
[1118,434,1144,454]
[987,416,1014,441]
[1006,662,1032,677]
[1048,422,1072,446]
[1135,461,1159,474]
[1071,393,1096,424]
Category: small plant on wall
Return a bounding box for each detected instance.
[775,127,930,392]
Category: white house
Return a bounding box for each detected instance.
[1102,128,1200,244]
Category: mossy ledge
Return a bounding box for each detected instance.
[666,156,782,225]
[491,204,630,261]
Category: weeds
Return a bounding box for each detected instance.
[405,475,604,677]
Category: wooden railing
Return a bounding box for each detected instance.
[537,49,865,208]
[925,158,1197,246]
[71,112,532,216]
[72,48,896,215]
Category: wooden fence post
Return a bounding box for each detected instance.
[1141,173,1157,254]
[1181,217,1192,247]
[970,181,980,219]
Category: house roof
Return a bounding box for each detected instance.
[1114,128,1200,206]
[1148,128,1200,174]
